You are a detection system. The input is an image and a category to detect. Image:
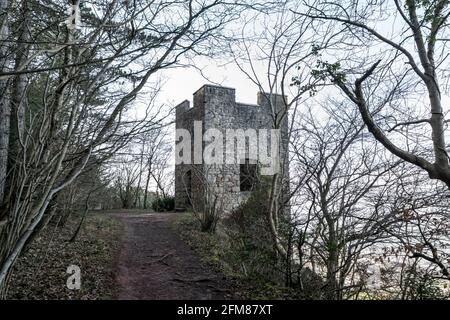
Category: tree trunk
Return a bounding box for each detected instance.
[144,169,150,209]
[8,0,29,170]
[325,238,339,300]
[0,0,10,206]
[143,164,152,209]
[134,142,145,208]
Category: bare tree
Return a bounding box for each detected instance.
[0,0,250,295]
[140,127,173,206]
[0,0,10,206]
[185,164,225,233]
[290,98,403,299]
[298,0,450,189]
[113,156,141,209]
[230,2,327,259]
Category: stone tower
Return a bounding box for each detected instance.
[174,84,289,214]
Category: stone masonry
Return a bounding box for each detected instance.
[175,84,290,214]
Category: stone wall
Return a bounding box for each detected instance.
[174,98,204,211]
[175,84,290,214]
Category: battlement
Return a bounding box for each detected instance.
[193,84,236,96]
[175,84,286,117]
[175,100,190,115]
[174,84,290,214]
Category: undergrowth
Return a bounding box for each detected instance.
[6,213,122,300]
[173,212,300,299]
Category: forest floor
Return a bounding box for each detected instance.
[113,211,238,299]
[7,210,239,300]
[6,213,121,299]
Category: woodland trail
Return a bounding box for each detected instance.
[113,212,237,300]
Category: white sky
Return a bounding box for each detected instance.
[157,58,262,109]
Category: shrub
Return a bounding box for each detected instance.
[195,192,222,233]
[151,196,175,212]
[224,177,323,298]
[223,177,279,283]
[404,271,449,300]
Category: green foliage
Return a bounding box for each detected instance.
[414,0,449,23]
[311,60,347,83]
[151,196,175,212]
[292,46,347,97]
[405,271,449,300]
[311,43,322,56]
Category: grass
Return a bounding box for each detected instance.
[172,212,299,299]
[6,213,122,300]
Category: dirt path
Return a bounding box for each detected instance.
[114,212,237,300]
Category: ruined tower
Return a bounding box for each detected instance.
[174,84,290,214]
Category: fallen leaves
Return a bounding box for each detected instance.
[6,213,122,300]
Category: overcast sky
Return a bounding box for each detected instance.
[157,58,262,109]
